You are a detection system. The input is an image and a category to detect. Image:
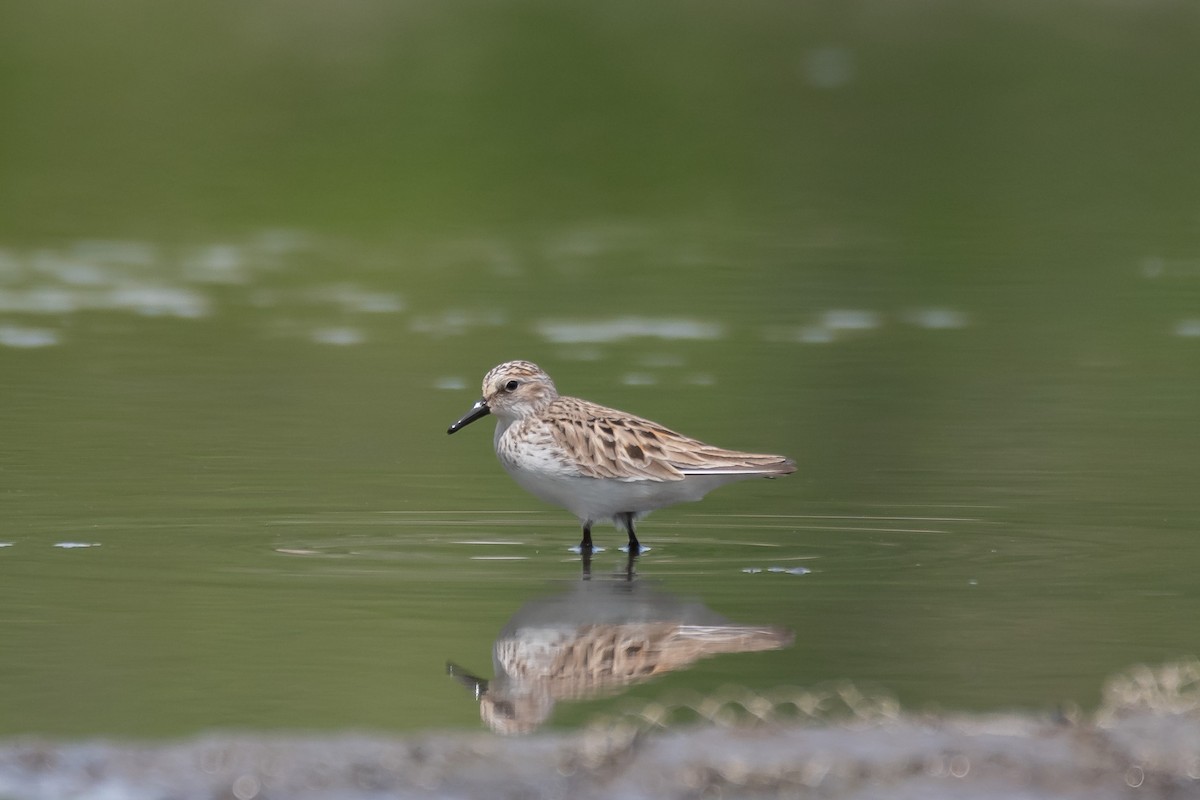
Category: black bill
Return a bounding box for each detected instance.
[447,397,490,434]
[446,661,488,699]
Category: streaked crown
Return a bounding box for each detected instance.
[482,360,559,419]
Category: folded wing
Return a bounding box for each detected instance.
[547,401,796,482]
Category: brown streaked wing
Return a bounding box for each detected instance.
[546,397,795,482]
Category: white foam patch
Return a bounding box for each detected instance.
[72,240,157,266]
[906,307,969,329]
[555,346,605,362]
[0,287,79,313]
[0,325,59,348]
[104,286,211,318]
[797,325,835,344]
[32,252,115,286]
[803,45,855,90]
[638,352,685,368]
[253,228,312,255]
[0,235,418,336]
[310,326,365,346]
[0,248,22,280]
[410,309,507,337]
[538,317,724,344]
[822,309,880,330]
[182,244,248,284]
[1174,319,1200,338]
[310,284,405,313]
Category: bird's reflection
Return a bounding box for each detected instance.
[447,566,793,735]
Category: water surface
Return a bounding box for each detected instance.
[1,0,1199,739]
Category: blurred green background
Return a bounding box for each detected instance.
[1,0,1198,738]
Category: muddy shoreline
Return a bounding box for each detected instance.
[5,663,1196,799]
[3,709,1197,800]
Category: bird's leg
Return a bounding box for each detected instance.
[580,521,594,552]
[581,547,593,580]
[618,512,641,555]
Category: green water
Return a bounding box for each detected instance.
[1,1,1199,738]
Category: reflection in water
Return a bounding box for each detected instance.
[448,570,793,735]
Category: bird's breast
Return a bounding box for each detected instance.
[495,420,580,479]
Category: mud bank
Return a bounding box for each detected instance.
[3,664,1197,800]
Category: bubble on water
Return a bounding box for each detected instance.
[232,773,261,800]
[742,567,763,574]
[622,372,657,386]
[54,542,100,549]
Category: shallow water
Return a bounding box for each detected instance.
[2,229,1196,738]
[2,1,1199,741]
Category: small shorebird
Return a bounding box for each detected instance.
[447,360,795,553]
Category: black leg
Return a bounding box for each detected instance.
[618,512,641,554]
[581,547,593,580]
[580,521,593,552]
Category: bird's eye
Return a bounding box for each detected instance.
[504,380,520,392]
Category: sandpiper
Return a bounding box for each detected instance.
[447,360,795,553]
